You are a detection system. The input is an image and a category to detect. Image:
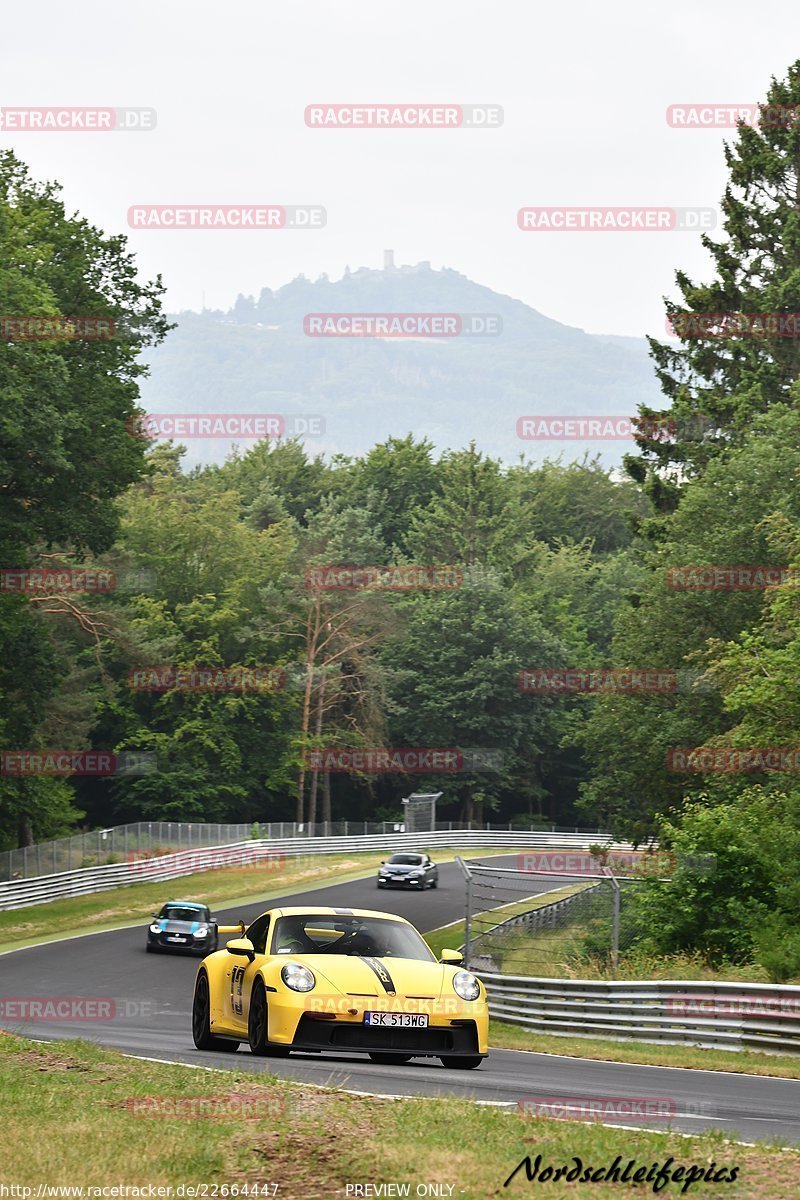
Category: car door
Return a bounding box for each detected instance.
[222,914,270,1034]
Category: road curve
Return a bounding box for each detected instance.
[1,854,799,1145]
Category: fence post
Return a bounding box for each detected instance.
[605,869,621,979]
[455,856,473,971]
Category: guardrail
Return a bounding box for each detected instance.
[477,972,800,1053]
[0,830,630,912]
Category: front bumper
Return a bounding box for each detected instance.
[291,1013,483,1057]
[266,991,489,1055]
[377,875,426,887]
[147,932,216,954]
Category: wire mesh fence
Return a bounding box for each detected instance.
[0,819,607,882]
[459,857,650,979]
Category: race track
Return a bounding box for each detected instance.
[2,854,799,1145]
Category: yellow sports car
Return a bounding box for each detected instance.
[192,906,488,1068]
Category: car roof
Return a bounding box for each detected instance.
[262,906,414,924]
[165,900,206,908]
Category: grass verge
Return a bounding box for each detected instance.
[0,1032,796,1198]
[489,1021,800,1080]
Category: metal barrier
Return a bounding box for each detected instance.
[0,830,629,912]
[477,972,800,1053]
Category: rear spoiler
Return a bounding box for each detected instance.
[216,920,246,935]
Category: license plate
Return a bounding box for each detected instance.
[167,935,186,942]
[364,1012,429,1028]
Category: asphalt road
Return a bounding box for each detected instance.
[2,854,799,1144]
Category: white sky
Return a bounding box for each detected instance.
[2,1,798,336]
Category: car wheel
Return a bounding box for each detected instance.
[439,1055,483,1070]
[192,971,239,1052]
[248,978,290,1057]
[368,1052,414,1065]
[431,878,438,889]
[145,943,155,953]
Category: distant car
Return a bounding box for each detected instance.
[377,852,438,890]
[147,900,218,956]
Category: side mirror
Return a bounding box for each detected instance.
[440,948,463,965]
[151,913,158,919]
[226,937,255,962]
[380,860,385,865]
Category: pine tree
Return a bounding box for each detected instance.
[626,61,800,511]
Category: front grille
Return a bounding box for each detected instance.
[292,1014,479,1056]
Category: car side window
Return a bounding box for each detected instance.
[246,914,271,955]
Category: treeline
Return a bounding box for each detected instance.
[1,425,650,842]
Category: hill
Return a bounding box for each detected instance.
[139,255,664,466]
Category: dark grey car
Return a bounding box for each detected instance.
[377,852,438,890]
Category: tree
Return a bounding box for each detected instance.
[578,407,800,837]
[626,61,800,509]
[341,435,440,553]
[509,457,647,553]
[0,152,169,847]
[381,579,570,823]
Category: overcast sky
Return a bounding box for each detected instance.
[2,1,797,337]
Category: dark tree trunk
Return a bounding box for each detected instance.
[322,770,331,825]
[17,815,34,848]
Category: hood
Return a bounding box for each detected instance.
[296,954,448,997]
[381,863,423,873]
[158,919,203,934]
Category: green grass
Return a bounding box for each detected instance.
[1,1032,796,1197]
[490,1021,800,1080]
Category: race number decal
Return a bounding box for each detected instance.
[230,965,246,1015]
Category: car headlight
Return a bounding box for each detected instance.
[193,926,209,939]
[452,971,481,1001]
[149,923,160,934]
[281,963,315,992]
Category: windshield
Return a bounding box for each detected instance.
[272,914,435,961]
[388,854,424,865]
[161,905,206,921]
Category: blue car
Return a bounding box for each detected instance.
[146,900,219,956]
